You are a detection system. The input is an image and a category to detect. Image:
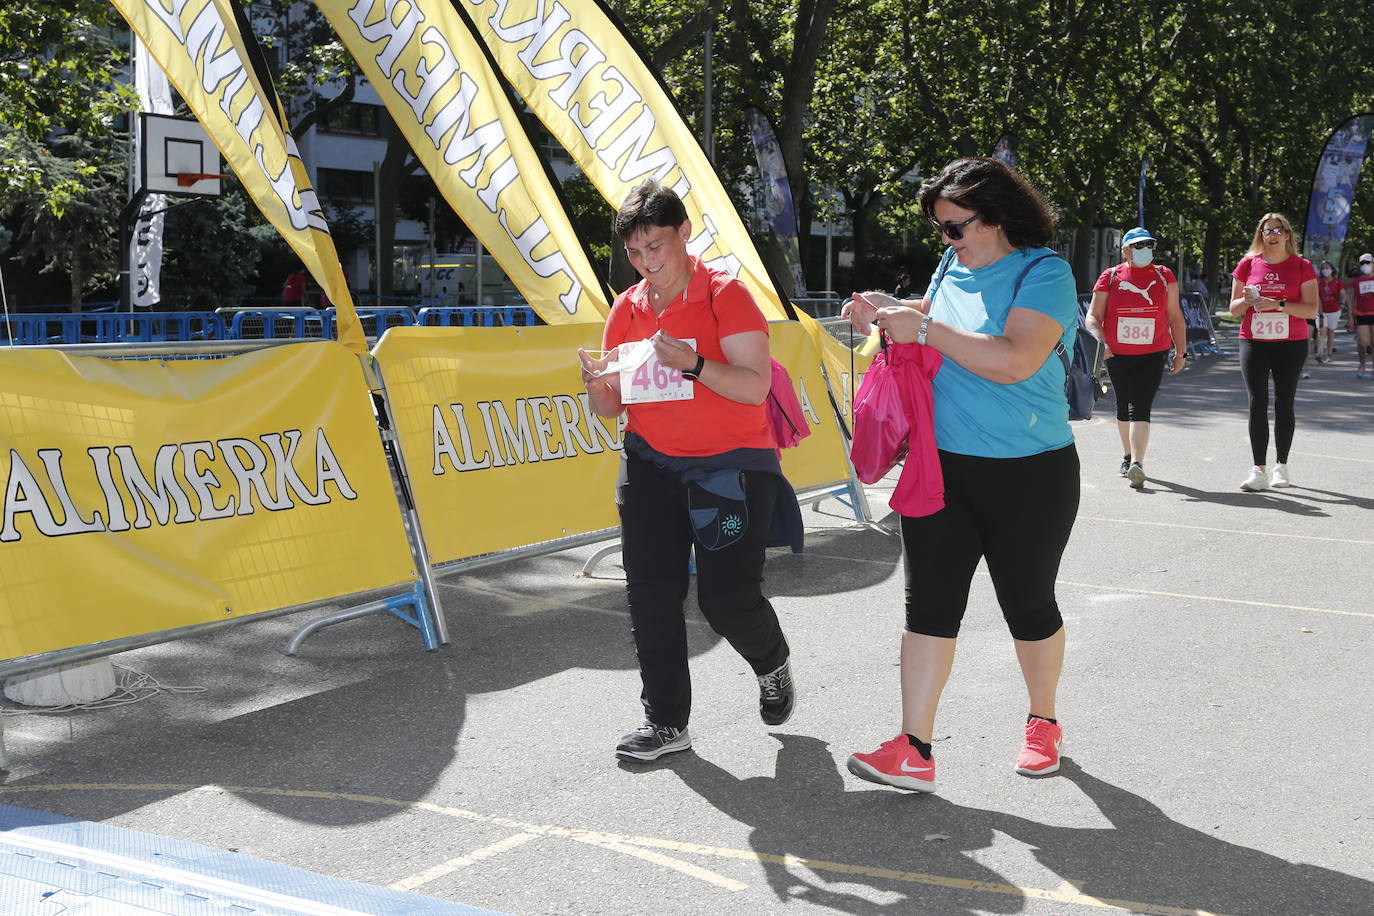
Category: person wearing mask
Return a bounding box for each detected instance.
[1229,213,1319,491]
[841,158,1079,792]
[1085,227,1187,489]
[578,180,800,763]
[1314,260,1344,365]
[1350,252,1374,378]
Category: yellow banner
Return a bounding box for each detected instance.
[770,321,858,492]
[312,0,610,325]
[459,0,792,319]
[373,325,622,563]
[110,0,365,353]
[458,0,868,430]
[0,344,416,661]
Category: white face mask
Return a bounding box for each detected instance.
[1320,268,1334,277]
[1130,247,1154,268]
[1362,264,1373,275]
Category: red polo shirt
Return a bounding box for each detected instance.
[604,257,773,457]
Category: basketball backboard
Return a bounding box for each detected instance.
[139,113,224,197]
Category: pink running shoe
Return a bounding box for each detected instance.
[847,735,937,792]
[1015,717,1063,776]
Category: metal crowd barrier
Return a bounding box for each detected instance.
[792,297,845,319]
[1,312,227,346]
[417,305,540,327]
[225,309,330,340]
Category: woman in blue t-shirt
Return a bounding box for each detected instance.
[840,157,1079,793]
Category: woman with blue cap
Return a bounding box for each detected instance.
[1085,227,1187,489]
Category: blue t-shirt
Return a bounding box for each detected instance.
[925,246,1078,458]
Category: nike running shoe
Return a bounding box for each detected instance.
[615,723,691,762]
[1126,462,1146,489]
[1118,456,1131,477]
[1270,463,1292,488]
[1240,466,1269,492]
[1015,716,1063,776]
[757,660,795,726]
[846,735,937,792]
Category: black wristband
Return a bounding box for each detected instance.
[682,352,705,380]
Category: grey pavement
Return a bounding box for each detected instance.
[1,324,1371,915]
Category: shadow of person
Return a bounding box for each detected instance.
[672,734,1015,913]
[1148,478,1330,516]
[1278,484,1374,512]
[985,758,1374,915]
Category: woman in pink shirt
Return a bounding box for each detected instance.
[1314,260,1344,364]
[1228,213,1319,491]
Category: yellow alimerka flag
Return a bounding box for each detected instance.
[0,343,416,661]
[110,0,366,354]
[460,0,792,319]
[312,0,610,325]
[459,0,866,419]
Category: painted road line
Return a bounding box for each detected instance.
[1078,515,1374,546]
[0,784,1229,915]
[567,833,747,892]
[1057,579,1372,619]
[391,832,538,892]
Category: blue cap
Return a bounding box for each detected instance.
[1122,227,1156,246]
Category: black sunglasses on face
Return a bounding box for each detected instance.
[1130,241,1156,250]
[927,213,980,241]
[1261,227,1288,236]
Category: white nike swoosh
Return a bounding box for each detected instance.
[899,761,933,773]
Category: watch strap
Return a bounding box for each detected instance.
[917,314,932,346]
[683,352,706,380]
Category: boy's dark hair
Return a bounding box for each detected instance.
[614,180,689,240]
[919,157,1057,249]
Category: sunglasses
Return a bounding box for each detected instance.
[1129,240,1156,250]
[1261,226,1289,236]
[928,213,980,241]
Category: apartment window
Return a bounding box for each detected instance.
[319,102,384,137]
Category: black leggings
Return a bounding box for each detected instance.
[901,445,1079,641]
[1105,350,1168,422]
[617,451,788,729]
[1238,339,1306,466]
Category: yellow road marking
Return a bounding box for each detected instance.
[1078,515,1373,546]
[1058,580,1372,619]
[0,784,1228,914]
[390,831,537,891]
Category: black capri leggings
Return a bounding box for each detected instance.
[1105,350,1169,422]
[1238,339,1306,466]
[900,444,1080,641]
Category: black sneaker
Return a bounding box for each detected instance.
[615,723,691,761]
[1118,456,1131,477]
[758,660,795,726]
[1127,462,1146,489]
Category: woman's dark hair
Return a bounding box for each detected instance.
[919,157,1057,249]
[614,179,689,240]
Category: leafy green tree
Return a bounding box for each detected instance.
[10,131,123,311]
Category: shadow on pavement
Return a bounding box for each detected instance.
[675,741,1374,914]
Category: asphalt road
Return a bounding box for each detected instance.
[1,324,1370,916]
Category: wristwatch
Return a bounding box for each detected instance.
[917,314,933,346]
[683,352,706,380]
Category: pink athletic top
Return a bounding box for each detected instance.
[1231,254,1315,341]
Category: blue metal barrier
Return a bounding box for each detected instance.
[323,306,416,339]
[416,305,540,327]
[227,309,329,340]
[0,312,226,346]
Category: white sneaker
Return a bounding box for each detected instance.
[1270,463,1292,488]
[1240,466,1269,492]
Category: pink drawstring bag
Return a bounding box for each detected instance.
[767,359,811,449]
[849,344,909,484]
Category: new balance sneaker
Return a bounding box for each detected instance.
[757,660,795,726]
[1270,463,1292,488]
[846,735,937,792]
[1015,716,1063,776]
[615,723,691,762]
[1126,462,1146,489]
[1240,466,1269,492]
[1118,456,1131,477]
